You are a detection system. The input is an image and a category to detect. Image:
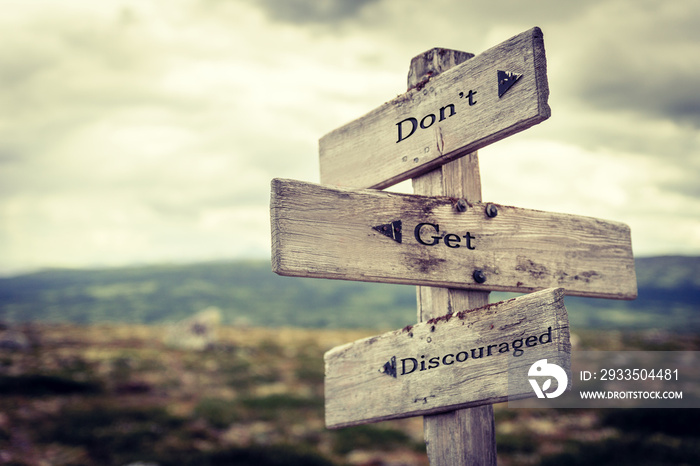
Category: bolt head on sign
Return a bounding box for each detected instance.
[319,27,551,190]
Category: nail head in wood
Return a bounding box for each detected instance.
[456,198,468,212]
[485,203,498,218]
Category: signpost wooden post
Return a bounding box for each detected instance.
[410,48,502,465]
[269,26,637,465]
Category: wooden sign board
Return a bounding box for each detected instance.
[319,27,550,190]
[271,178,637,300]
[324,287,571,429]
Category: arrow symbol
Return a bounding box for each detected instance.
[497,70,522,98]
[372,220,402,244]
[380,356,397,378]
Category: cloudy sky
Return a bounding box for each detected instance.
[1,0,699,275]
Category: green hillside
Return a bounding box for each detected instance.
[0,256,699,331]
[0,261,416,328]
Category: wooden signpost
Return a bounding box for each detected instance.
[269,26,637,465]
[319,27,550,190]
[324,287,570,429]
[271,178,637,300]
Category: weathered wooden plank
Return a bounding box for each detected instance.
[324,287,571,429]
[270,178,637,300]
[319,27,550,190]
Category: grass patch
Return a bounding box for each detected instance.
[495,432,537,454]
[37,403,187,464]
[158,444,336,466]
[295,355,325,384]
[600,409,700,437]
[0,374,102,396]
[194,394,323,427]
[239,393,323,421]
[331,424,416,455]
[194,397,242,428]
[540,436,700,466]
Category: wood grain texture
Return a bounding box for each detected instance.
[414,154,496,465]
[410,48,496,464]
[423,407,496,466]
[324,287,571,429]
[319,27,550,190]
[270,178,637,299]
[407,48,475,91]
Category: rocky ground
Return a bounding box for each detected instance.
[0,323,699,465]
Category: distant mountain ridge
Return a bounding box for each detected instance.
[0,256,698,331]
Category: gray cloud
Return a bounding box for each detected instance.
[556,1,700,126]
[247,0,379,25]
[454,0,605,23]
[1,0,699,274]
[573,50,700,128]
